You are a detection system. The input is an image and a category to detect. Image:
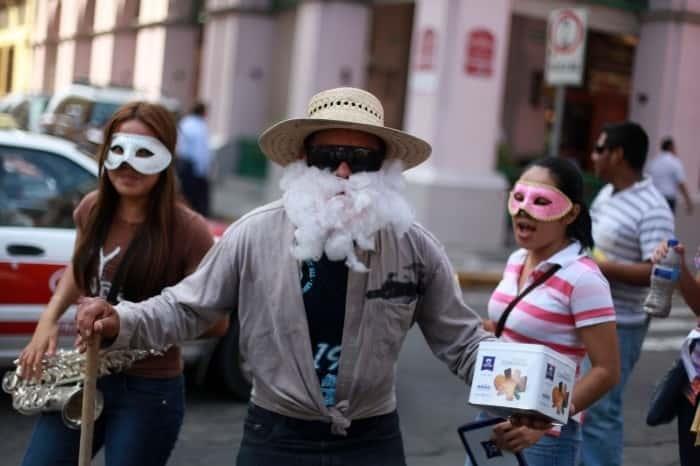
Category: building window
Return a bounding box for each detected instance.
[5,47,13,93]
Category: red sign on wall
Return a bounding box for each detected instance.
[464,28,495,77]
[416,28,437,71]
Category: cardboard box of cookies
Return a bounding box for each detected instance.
[468,341,576,424]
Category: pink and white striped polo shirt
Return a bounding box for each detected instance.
[488,241,616,372]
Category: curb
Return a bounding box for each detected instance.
[457,271,502,289]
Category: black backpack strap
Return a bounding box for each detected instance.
[495,264,562,338]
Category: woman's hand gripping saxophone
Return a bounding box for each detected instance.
[18,263,81,381]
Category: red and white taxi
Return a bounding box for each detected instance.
[0,129,250,399]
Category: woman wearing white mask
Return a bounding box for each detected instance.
[18,102,228,466]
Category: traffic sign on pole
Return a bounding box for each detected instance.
[545,8,588,86]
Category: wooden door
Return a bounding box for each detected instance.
[365,3,414,130]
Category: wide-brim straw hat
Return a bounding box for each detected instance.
[259,87,431,170]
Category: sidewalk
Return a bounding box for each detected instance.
[453,250,508,288]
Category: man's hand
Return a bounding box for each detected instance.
[75,297,119,351]
[491,420,546,452]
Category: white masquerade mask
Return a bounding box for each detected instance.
[104,133,172,175]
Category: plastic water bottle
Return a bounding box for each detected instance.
[643,239,681,318]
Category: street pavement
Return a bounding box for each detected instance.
[0,290,695,465]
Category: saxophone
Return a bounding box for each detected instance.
[2,347,164,429]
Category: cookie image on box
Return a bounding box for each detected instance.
[493,368,528,401]
[551,381,570,414]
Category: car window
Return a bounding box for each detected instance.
[89,102,121,127]
[0,146,96,228]
[55,97,91,126]
[12,101,30,129]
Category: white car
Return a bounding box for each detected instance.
[0,129,250,399]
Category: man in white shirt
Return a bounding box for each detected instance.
[580,122,675,466]
[646,137,693,214]
[177,102,211,216]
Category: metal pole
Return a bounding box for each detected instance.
[78,335,101,466]
[549,85,566,157]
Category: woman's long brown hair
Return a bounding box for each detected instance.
[72,102,180,301]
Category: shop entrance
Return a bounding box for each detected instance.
[502,15,637,172]
[557,31,636,171]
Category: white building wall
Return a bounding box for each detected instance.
[403,0,512,256]
[133,26,166,98]
[199,13,237,138]
[89,0,118,86]
[30,0,50,93]
[631,0,700,271]
[89,34,114,86]
[287,2,370,117]
[54,42,76,90]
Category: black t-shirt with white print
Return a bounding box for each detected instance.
[300,255,348,407]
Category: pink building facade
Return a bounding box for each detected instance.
[28,0,700,256]
[30,0,200,109]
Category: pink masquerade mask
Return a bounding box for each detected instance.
[508,181,573,222]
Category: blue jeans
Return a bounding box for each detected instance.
[22,373,185,466]
[580,322,649,466]
[523,419,581,466]
[237,404,406,466]
[465,414,581,466]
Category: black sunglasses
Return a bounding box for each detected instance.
[594,144,609,154]
[306,145,385,173]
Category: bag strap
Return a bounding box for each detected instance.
[101,226,143,305]
[495,264,562,338]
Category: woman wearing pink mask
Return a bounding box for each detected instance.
[481,157,620,465]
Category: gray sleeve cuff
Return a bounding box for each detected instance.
[110,303,138,350]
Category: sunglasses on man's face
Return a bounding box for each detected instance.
[306,145,385,173]
[593,144,610,155]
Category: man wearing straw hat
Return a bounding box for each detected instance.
[76,87,546,465]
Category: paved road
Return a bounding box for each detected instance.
[1,290,694,465]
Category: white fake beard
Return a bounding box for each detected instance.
[280,159,415,272]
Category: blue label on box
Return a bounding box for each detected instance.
[481,440,504,459]
[481,356,495,371]
[546,363,555,380]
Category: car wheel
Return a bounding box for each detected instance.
[207,320,252,401]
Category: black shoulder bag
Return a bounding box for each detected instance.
[646,349,693,426]
[494,264,562,338]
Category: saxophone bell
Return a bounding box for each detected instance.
[58,385,104,429]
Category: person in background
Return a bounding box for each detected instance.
[651,240,700,466]
[477,157,619,466]
[18,102,228,466]
[646,137,694,214]
[177,101,211,216]
[580,122,675,466]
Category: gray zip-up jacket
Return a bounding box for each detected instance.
[112,200,489,433]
